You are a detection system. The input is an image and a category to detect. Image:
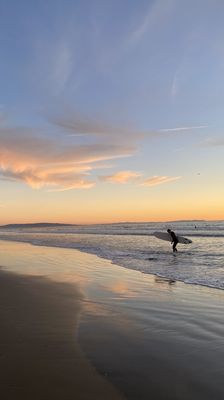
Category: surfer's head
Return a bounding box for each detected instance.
[167,229,171,233]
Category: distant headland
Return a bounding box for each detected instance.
[0,223,74,229]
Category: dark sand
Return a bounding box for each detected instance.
[0,270,124,400]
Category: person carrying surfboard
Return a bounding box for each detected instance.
[167,229,178,252]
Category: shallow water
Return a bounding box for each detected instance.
[0,220,223,289]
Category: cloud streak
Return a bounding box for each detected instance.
[140,175,181,187]
[99,170,142,184]
[48,110,148,142]
[50,42,73,92]
[32,35,75,95]
[127,0,174,46]
[159,125,208,132]
[99,171,182,188]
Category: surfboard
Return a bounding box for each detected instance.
[153,231,192,244]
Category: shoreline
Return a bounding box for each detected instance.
[0,240,224,399]
[0,236,223,291]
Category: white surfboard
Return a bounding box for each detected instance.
[153,231,192,244]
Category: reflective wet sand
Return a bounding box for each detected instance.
[0,240,224,399]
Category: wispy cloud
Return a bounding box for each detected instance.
[160,125,208,132]
[127,0,174,46]
[140,175,181,187]
[99,170,142,184]
[0,115,139,191]
[48,110,147,141]
[50,111,208,144]
[32,38,74,95]
[0,111,202,191]
[99,171,182,188]
[96,0,175,72]
[50,42,73,92]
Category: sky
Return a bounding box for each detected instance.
[0,0,224,224]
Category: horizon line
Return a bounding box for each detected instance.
[1,218,223,227]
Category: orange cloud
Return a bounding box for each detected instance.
[0,113,187,191]
[140,175,181,186]
[99,170,141,184]
[0,118,137,190]
[1,167,95,190]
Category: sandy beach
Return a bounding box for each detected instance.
[0,269,125,400]
[0,240,224,400]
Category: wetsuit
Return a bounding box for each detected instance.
[170,230,178,252]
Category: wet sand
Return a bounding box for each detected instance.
[0,270,124,400]
[80,282,224,400]
[0,240,224,400]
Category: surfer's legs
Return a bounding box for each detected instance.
[172,242,178,252]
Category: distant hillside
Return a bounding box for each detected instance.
[165,220,206,223]
[0,223,74,229]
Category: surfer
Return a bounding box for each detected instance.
[167,229,178,252]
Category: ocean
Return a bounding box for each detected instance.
[0,220,223,290]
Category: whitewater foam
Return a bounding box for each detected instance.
[0,220,223,290]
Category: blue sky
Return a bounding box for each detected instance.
[0,0,224,223]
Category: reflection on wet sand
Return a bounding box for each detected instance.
[1,240,224,400]
[154,276,176,286]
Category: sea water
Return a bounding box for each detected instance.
[0,220,223,290]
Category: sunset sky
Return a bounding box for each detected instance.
[0,0,224,224]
